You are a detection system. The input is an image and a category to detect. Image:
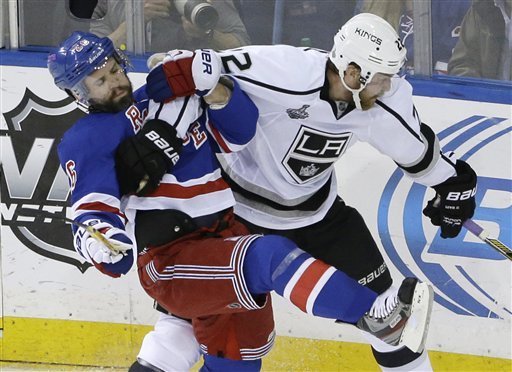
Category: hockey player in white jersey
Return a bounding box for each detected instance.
[146,13,478,372]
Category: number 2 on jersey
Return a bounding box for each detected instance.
[221,52,252,73]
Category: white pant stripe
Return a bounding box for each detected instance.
[240,330,275,360]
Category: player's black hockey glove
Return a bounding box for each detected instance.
[146,49,221,102]
[116,119,182,196]
[423,160,477,238]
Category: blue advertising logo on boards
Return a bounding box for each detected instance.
[379,115,511,318]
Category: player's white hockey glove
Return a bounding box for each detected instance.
[423,160,477,238]
[146,49,221,102]
[74,220,134,278]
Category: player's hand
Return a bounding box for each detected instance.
[146,49,221,102]
[181,16,205,38]
[116,119,183,196]
[143,0,171,23]
[423,160,477,238]
[75,221,134,278]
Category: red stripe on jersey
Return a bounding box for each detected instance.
[208,121,231,153]
[150,178,230,198]
[290,260,330,312]
[77,202,126,220]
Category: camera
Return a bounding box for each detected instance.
[174,0,219,31]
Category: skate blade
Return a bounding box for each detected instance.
[399,282,434,353]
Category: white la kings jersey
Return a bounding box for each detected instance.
[216,45,457,229]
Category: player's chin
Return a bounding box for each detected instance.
[113,86,132,102]
[113,87,130,100]
[360,98,377,111]
[113,92,127,104]
[113,95,134,110]
[93,95,133,113]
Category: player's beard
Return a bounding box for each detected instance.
[358,81,389,110]
[359,92,382,111]
[89,82,134,113]
[359,95,378,111]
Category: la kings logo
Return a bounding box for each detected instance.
[1,89,91,272]
[283,125,352,183]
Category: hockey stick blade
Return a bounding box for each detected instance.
[463,219,512,261]
[17,208,127,255]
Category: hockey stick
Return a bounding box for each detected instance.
[18,208,127,255]
[463,219,512,261]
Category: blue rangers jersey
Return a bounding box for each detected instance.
[58,80,257,250]
[58,87,149,233]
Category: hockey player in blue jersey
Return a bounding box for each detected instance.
[49,31,434,372]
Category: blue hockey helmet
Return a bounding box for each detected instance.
[47,31,129,104]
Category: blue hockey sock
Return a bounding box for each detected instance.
[243,235,378,323]
[200,354,261,372]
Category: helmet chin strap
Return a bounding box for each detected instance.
[340,73,365,110]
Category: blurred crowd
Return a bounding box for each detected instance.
[18,0,512,81]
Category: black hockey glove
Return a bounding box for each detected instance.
[423,160,477,238]
[116,119,182,196]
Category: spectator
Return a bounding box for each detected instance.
[431,0,472,74]
[448,0,512,80]
[355,0,408,31]
[356,0,471,75]
[69,0,98,19]
[90,0,250,52]
[236,0,274,44]
[20,0,91,47]
[281,0,356,50]
[355,1,414,72]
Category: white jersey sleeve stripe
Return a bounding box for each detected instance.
[128,189,235,218]
[233,75,324,95]
[397,123,442,178]
[376,100,422,143]
[71,193,125,222]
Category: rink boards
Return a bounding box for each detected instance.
[0,62,511,370]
